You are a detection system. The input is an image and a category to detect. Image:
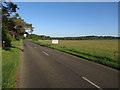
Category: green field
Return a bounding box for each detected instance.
[28,39,119,69]
[2,40,22,88]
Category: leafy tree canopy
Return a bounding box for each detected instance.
[2,1,34,47]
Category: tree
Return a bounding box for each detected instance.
[2,1,34,47]
[2,2,19,46]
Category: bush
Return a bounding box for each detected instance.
[2,27,12,47]
[32,38,38,41]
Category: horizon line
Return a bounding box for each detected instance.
[29,34,119,37]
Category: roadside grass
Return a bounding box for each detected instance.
[27,39,119,69]
[11,39,22,47]
[2,40,22,88]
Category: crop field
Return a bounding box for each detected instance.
[38,40,118,60]
[29,39,119,69]
[2,40,22,88]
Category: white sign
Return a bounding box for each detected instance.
[52,40,58,44]
[24,34,27,37]
[3,41,5,43]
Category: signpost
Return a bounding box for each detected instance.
[3,41,5,47]
[52,40,58,44]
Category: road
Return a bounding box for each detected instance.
[18,40,118,88]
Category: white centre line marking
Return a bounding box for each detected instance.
[43,51,49,56]
[82,77,102,90]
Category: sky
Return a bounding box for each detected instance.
[15,2,118,37]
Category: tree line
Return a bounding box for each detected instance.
[26,34,119,40]
[2,2,34,47]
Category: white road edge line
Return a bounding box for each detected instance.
[82,77,102,90]
[43,51,49,56]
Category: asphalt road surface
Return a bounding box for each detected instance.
[18,40,118,89]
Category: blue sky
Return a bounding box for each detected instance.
[15,2,118,37]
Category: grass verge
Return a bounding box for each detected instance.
[2,40,22,88]
[27,39,119,70]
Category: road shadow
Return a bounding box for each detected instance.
[2,47,11,51]
[3,46,24,52]
[11,46,24,52]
